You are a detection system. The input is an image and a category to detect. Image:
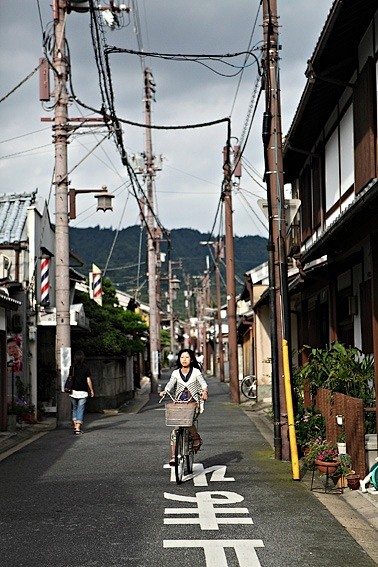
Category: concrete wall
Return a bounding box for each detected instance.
[255,304,272,402]
[86,356,134,412]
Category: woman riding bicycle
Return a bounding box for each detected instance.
[159,348,208,466]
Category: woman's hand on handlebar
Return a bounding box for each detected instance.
[159,390,166,398]
[201,390,208,401]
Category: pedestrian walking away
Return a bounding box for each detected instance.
[159,348,208,465]
[69,350,95,435]
[167,351,174,368]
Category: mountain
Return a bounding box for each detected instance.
[69,225,268,304]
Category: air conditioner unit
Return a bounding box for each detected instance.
[0,254,11,280]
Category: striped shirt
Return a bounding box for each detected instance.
[164,367,208,401]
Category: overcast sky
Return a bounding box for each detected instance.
[0,0,333,238]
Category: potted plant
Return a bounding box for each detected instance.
[303,439,338,470]
[332,453,353,488]
[314,445,339,475]
[295,406,326,454]
[7,398,36,424]
[345,473,361,490]
[337,431,347,454]
[295,342,374,398]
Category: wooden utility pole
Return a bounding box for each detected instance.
[215,241,225,382]
[168,260,175,355]
[262,0,289,460]
[53,0,72,426]
[144,67,160,393]
[223,129,240,404]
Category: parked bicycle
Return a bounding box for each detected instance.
[160,391,199,485]
[240,374,257,399]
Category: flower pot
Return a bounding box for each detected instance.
[7,414,17,432]
[331,474,348,488]
[346,474,361,491]
[314,459,339,475]
[337,442,347,454]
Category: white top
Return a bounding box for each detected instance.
[164,367,208,401]
[69,390,88,399]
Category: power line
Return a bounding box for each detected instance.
[0,62,42,104]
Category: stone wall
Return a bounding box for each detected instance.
[85,356,134,412]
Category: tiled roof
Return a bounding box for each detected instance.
[0,192,37,244]
[0,290,21,310]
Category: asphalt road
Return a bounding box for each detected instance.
[0,376,376,567]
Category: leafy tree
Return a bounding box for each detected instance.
[72,279,148,357]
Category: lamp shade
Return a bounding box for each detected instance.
[95,189,114,213]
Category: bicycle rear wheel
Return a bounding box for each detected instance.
[174,428,185,485]
[241,375,257,399]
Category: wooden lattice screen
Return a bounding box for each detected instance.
[314,388,366,478]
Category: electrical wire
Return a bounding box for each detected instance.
[229,1,263,116]
[103,189,131,276]
[234,188,268,234]
[0,127,52,145]
[106,46,262,78]
[0,144,52,160]
[0,63,43,104]
[135,224,144,299]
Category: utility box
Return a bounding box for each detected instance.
[365,434,378,471]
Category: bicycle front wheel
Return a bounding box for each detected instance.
[241,375,257,399]
[185,431,194,475]
[175,428,185,485]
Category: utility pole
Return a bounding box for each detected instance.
[144,67,160,393]
[50,1,116,426]
[223,129,240,404]
[168,260,175,355]
[201,261,211,373]
[167,259,181,356]
[214,242,225,382]
[53,0,71,426]
[262,0,289,460]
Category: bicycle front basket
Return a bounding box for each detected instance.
[165,402,197,427]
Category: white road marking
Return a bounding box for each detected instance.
[163,463,235,485]
[164,491,253,530]
[163,539,264,567]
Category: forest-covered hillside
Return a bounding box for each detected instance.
[69,225,267,308]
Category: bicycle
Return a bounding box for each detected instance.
[160,391,199,485]
[240,374,257,399]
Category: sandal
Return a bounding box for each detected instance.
[169,458,175,466]
[192,436,202,452]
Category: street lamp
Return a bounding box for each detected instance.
[68,185,114,220]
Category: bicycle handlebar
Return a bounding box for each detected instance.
[159,390,200,404]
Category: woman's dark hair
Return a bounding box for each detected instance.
[176,348,201,370]
[73,350,85,366]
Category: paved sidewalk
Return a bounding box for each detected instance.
[0,378,151,461]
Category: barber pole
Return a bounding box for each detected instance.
[89,264,102,306]
[40,257,50,305]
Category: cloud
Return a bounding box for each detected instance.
[0,0,333,237]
